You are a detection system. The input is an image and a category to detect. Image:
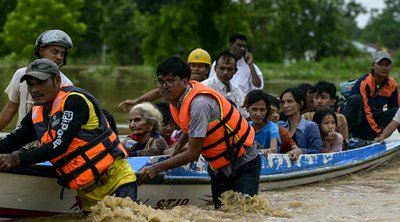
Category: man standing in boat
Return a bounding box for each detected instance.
[343,51,400,140]
[208,34,264,95]
[0,59,137,213]
[138,57,261,209]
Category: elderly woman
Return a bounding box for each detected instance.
[122,102,169,156]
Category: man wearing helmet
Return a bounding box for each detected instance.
[119,48,212,110]
[209,34,264,95]
[0,30,73,131]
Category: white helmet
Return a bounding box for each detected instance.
[34,30,73,66]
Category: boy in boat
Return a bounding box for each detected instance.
[138,57,261,209]
[343,51,400,140]
[0,59,137,213]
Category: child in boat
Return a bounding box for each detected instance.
[312,108,343,153]
[122,102,169,156]
[155,102,179,147]
[244,90,281,154]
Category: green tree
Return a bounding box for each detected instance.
[100,0,144,65]
[0,0,17,57]
[1,0,86,61]
[361,0,400,50]
[140,0,251,64]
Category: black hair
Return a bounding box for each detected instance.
[229,34,247,44]
[280,87,306,112]
[156,56,191,80]
[297,83,313,95]
[102,109,118,136]
[215,50,237,68]
[154,101,173,123]
[268,95,281,110]
[311,81,337,99]
[312,107,338,134]
[244,90,272,122]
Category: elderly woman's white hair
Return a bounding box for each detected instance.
[130,102,163,134]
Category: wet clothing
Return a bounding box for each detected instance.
[170,81,260,209]
[278,117,323,154]
[344,71,400,140]
[0,86,136,212]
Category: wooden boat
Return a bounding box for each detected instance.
[1,140,400,218]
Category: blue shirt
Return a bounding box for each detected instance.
[278,117,323,154]
[252,121,281,153]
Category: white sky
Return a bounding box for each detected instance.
[354,0,386,28]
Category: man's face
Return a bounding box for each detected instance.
[215,57,236,85]
[156,74,188,103]
[313,92,334,110]
[229,39,247,59]
[373,59,392,80]
[26,75,61,107]
[39,45,66,66]
[189,63,209,82]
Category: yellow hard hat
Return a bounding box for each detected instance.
[187,48,211,65]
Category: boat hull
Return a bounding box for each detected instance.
[0,140,400,218]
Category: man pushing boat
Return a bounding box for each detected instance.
[0,59,137,213]
[138,56,261,209]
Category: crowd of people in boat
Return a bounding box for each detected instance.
[0,29,399,213]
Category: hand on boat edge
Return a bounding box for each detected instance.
[0,153,20,171]
[137,165,158,185]
[287,148,302,162]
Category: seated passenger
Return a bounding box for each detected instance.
[278,87,323,154]
[154,102,178,147]
[303,81,349,148]
[312,108,343,153]
[122,102,169,156]
[244,90,280,154]
[269,95,303,160]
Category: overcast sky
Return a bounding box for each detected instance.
[354,0,385,28]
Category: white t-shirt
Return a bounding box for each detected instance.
[4,67,73,126]
[209,57,264,95]
[393,108,400,124]
[201,76,249,118]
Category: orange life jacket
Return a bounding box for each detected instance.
[170,81,254,170]
[32,86,127,189]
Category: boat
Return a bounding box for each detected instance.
[1,140,400,218]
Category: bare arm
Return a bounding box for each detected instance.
[138,137,204,184]
[0,101,19,131]
[374,120,399,143]
[119,88,161,110]
[244,52,262,88]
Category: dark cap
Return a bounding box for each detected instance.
[20,58,59,83]
[372,51,392,63]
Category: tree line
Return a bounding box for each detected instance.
[0,0,398,66]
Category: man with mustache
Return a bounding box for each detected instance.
[0,59,137,213]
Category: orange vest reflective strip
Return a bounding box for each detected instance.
[170,81,254,170]
[32,86,126,189]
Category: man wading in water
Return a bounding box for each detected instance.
[138,57,261,209]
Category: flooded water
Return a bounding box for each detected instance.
[1,66,400,221]
[10,156,400,222]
